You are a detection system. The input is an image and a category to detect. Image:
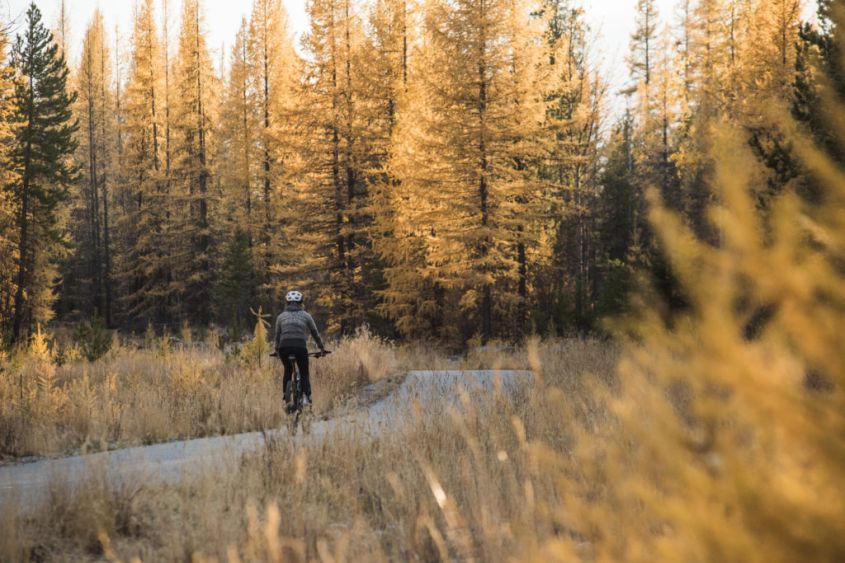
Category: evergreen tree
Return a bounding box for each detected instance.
[598,116,638,267]
[793,0,844,167]
[6,3,78,343]
[214,228,256,330]
[625,0,663,257]
[673,0,729,240]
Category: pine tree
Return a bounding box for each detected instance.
[598,115,637,266]
[214,228,256,330]
[6,3,78,343]
[793,0,843,167]
[624,0,662,258]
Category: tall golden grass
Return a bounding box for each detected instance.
[0,339,617,562]
[0,329,403,459]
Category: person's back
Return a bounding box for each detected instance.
[273,291,325,409]
[274,304,323,350]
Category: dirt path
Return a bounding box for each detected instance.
[0,370,532,512]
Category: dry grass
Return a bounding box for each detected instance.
[0,328,405,460]
[0,339,619,562]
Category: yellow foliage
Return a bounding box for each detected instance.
[550,117,845,560]
[242,307,271,367]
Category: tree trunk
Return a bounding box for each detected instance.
[343,0,357,324]
[478,2,492,344]
[12,76,36,344]
[100,37,113,327]
[196,6,210,325]
[12,176,30,343]
[86,51,103,317]
[242,35,252,247]
[263,22,272,282]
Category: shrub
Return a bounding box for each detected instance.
[74,318,111,362]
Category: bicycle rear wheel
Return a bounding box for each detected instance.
[287,409,300,435]
[290,368,306,435]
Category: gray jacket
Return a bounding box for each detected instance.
[273,304,325,350]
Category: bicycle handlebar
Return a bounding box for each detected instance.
[270,350,331,358]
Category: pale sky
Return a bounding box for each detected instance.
[0,0,676,77]
[0,0,816,115]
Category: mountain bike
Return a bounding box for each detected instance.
[271,350,331,435]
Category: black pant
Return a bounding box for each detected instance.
[278,346,310,402]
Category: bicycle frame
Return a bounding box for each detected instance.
[273,350,330,434]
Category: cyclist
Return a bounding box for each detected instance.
[273,290,327,410]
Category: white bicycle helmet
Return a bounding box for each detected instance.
[286,290,303,303]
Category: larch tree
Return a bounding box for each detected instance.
[172,0,219,326]
[216,18,260,324]
[653,25,682,211]
[673,0,730,240]
[743,0,804,196]
[365,0,443,339]
[66,10,116,324]
[6,3,78,343]
[247,0,299,307]
[219,18,256,243]
[160,0,177,298]
[378,67,443,338]
[745,0,802,101]
[390,0,555,342]
[542,2,604,334]
[52,0,69,58]
[0,26,19,336]
[674,0,695,116]
[162,0,174,193]
[119,0,165,325]
[293,0,370,334]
